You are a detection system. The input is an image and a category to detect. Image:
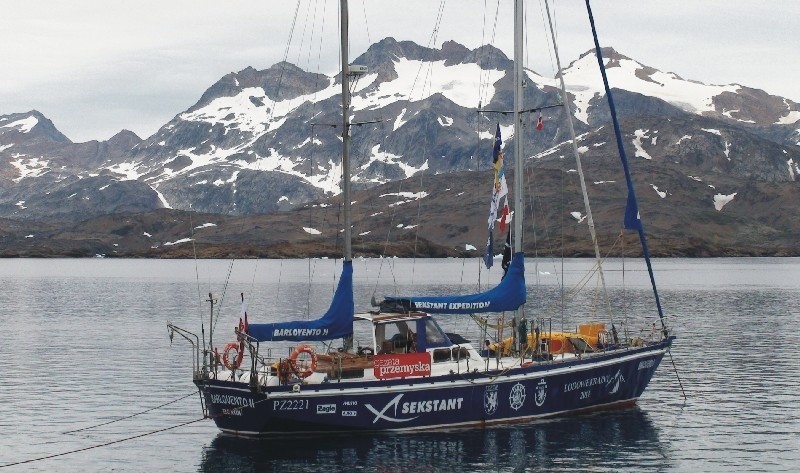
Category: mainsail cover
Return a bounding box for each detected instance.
[248,261,354,342]
[383,253,526,315]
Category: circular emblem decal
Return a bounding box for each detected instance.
[509,383,526,410]
[535,379,547,407]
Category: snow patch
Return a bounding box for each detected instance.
[713,192,736,211]
[1,116,38,133]
[676,135,692,145]
[10,156,50,182]
[632,129,652,160]
[362,144,428,180]
[777,109,800,125]
[164,238,193,246]
[438,116,454,127]
[393,108,408,131]
[351,58,504,112]
[555,53,738,124]
[465,244,477,251]
[303,227,321,235]
[381,191,429,207]
[153,187,172,209]
[107,161,144,180]
[570,211,587,223]
[651,184,667,198]
[195,223,217,229]
[701,128,721,136]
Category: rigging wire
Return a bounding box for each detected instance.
[62,392,198,434]
[409,0,447,282]
[372,0,447,297]
[543,0,615,330]
[187,205,207,354]
[0,418,206,469]
[202,0,306,346]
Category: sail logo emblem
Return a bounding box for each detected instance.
[534,379,547,407]
[606,370,626,394]
[509,383,526,410]
[365,394,464,424]
[484,384,499,416]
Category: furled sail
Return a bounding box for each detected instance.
[382,253,525,315]
[248,261,354,342]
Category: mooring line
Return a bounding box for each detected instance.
[668,350,687,401]
[0,418,206,469]
[63,391,198,434]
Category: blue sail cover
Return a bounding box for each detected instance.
[247,261,354,342]
[384,253,526,315]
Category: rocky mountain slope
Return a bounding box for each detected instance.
[0,39,798,257]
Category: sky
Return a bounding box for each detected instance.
[2,1,798,143]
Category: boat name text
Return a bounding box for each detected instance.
[400,398,464,414]
[210,394,255,408]
[564,374,610,393]
[272,328,329,337]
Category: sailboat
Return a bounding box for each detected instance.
[168,0,675,435]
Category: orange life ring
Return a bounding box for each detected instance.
[222,341,244,370]
[289,344,318,378]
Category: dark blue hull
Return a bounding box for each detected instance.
[195,338,672,435]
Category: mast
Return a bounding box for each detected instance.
[512,0,524,253]
[512,0,524,351]
[340,0,352,263]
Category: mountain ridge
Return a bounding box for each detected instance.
[1,38,798,257]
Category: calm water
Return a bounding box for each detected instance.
[0,257,798,472]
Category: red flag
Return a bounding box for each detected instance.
[536,114,544,131]
[499,203,510,232]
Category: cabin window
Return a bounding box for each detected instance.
[376,321,416,354]
[432,348,452,363]
[423,319,447,346]
[451,347,469,360]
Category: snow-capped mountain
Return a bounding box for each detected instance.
[1,38,798,227]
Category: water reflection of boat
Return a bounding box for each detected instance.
[198,407,668,472]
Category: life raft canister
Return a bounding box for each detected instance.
[289,344,318,378]
[222,341,244,370]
